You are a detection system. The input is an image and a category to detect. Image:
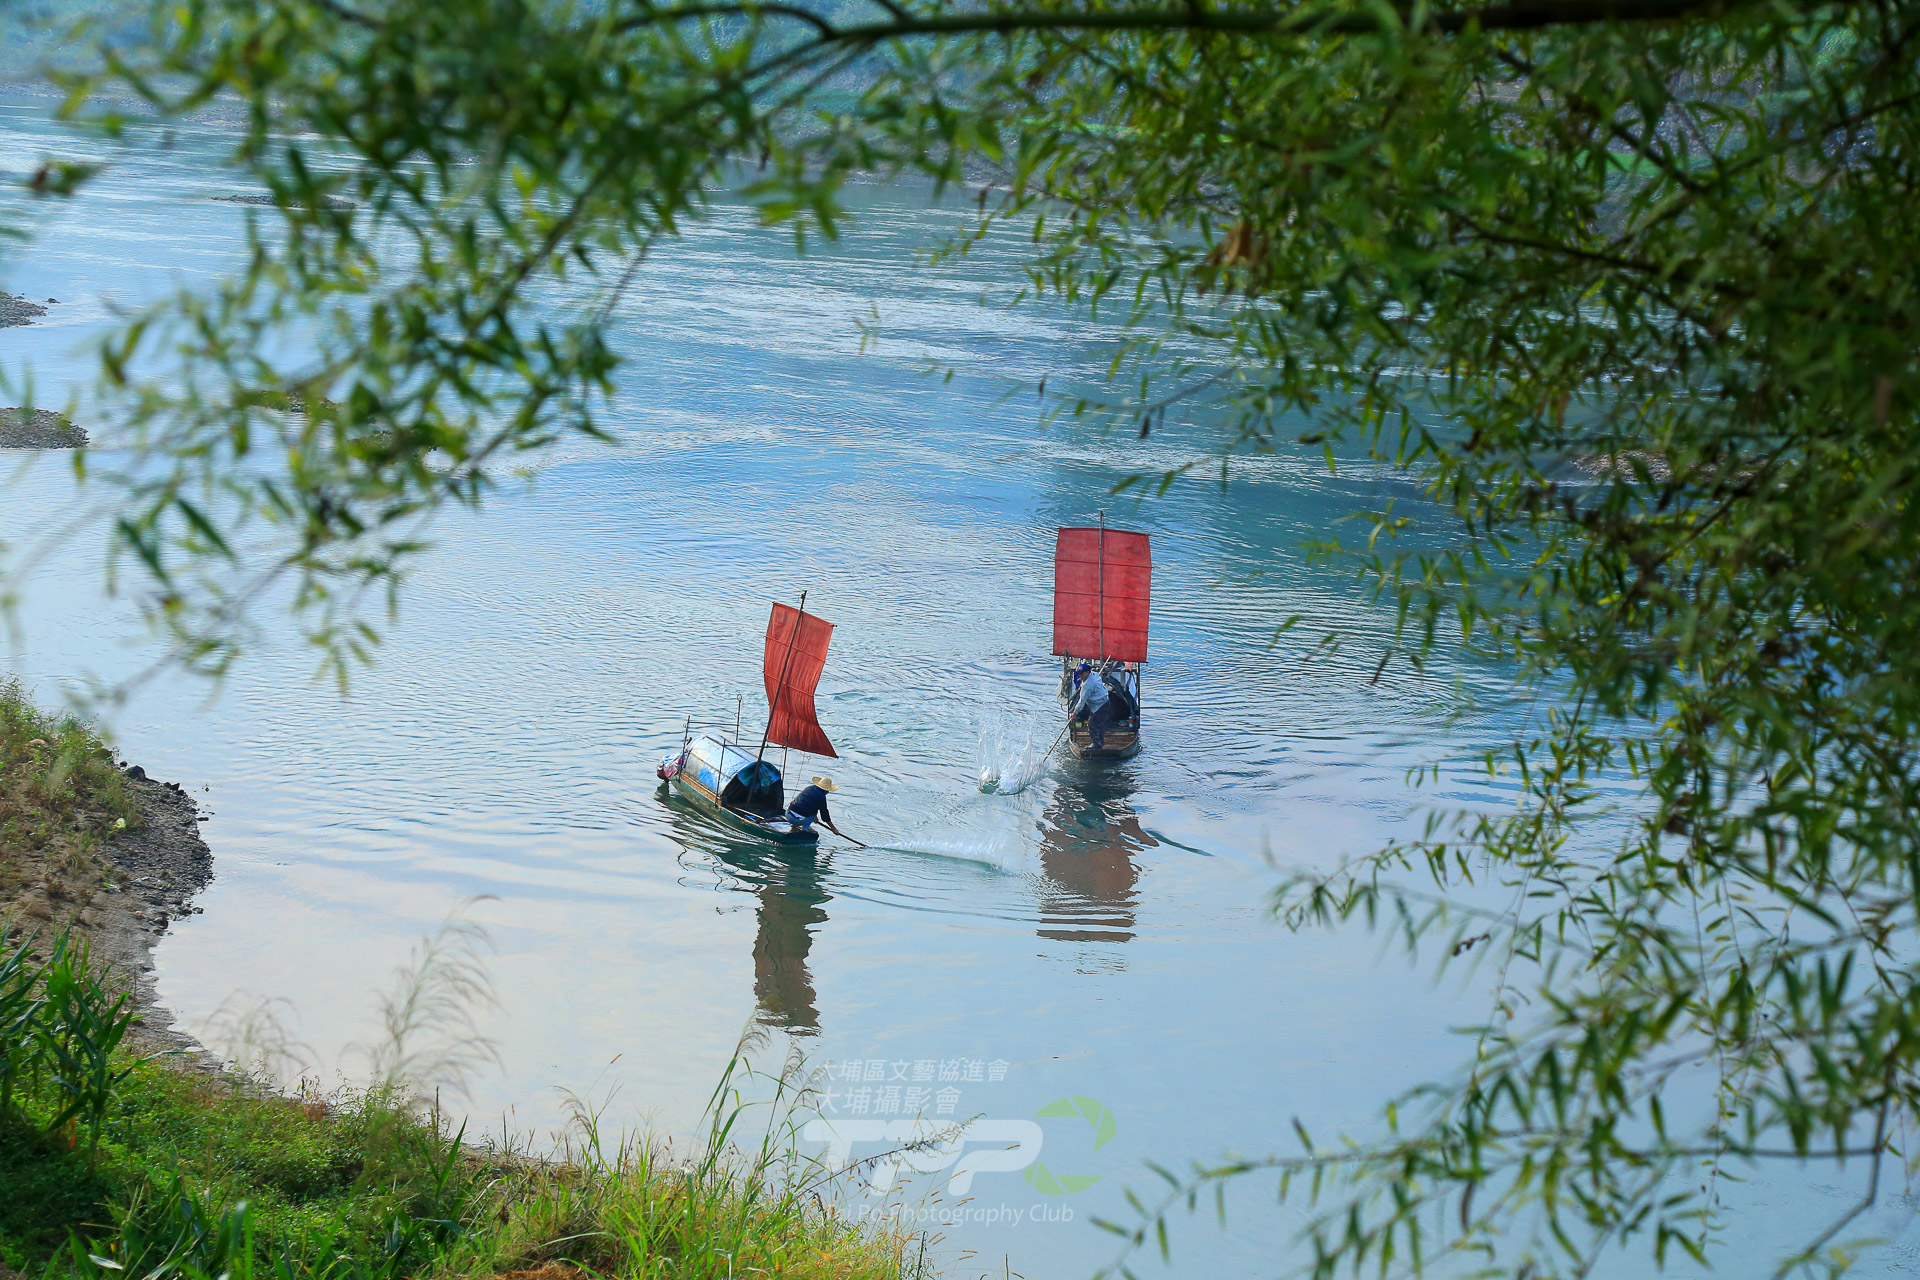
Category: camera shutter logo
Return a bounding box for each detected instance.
[1024,1096,1116,1196]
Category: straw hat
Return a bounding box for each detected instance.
[811,776,839,793]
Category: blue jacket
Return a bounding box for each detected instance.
[789,784,833,823]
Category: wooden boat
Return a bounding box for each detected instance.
[660,733,819,844]
[1052,516,1151,761]
[658,595,839,845]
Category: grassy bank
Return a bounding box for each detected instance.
[0,1005,926,1280]
[0,675,138,931]
[0,680,929,1280]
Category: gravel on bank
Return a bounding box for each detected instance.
[3,764,216,1059]
[0,407,88,448]
[0,291,48,327]
[214,192,356,212]
[93,772,218,1057]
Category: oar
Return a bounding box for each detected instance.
[823,823,868,849]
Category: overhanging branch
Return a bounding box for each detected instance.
[617,0,1848,43]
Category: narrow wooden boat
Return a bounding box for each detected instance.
[1051,516,1151,761]
[658,594,841,845]
[660,733,819,844]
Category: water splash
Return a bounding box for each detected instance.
[976,708,1057,795]
[877,833,1034,875]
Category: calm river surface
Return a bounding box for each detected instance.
[2,92,1913,1278]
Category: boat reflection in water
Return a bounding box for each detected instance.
[733,848,830,1035]
[664,802,833,1035]
[660,751,1154,1032]
[1035,766,1156,946]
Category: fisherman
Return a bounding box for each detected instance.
[1070,660,1113,749]
[785,775,849,838]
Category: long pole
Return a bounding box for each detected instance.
[1097,510,1106,661]
[758,590,806,763]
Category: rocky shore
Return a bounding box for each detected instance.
[1,754,215,1057]
[0,407,88,448]
[213,192,357,213]
[0,290,48,327]
[94,771,217,1055]
[1565,449,1673,483]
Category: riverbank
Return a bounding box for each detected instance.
[0,676,209,1055]
[0,678,931,1280]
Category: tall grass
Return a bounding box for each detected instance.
[34,932,145,1165]
[2,926,493,1279]
[0,928,40,1115]
[0,928,145,1164]
[1,908,935,1280]
[0,674,133,830]
[0,674,136,923]
[351,903,500,1101]
[446,1042,931,1280]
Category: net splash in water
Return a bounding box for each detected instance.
[878,832,1034,875]
[977,709,1054,795]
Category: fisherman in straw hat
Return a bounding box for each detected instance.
[784,775,855,842]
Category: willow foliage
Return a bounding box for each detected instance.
[11,0,1920,1272]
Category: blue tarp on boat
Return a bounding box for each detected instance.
[684,734,786,816]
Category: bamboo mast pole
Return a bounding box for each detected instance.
[1097,510,1106,662]
[758,590,806,764]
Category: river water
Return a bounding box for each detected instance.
[3,91,1913,1278]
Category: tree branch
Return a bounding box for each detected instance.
[617,0,1842,42]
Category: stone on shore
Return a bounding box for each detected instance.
[214,192,357,213]
[0,407,89,448]
[0,290,49,327]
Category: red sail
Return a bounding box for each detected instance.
[763,602,837,758]
[1052,527,1151,663]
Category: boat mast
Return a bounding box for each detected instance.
[1097,510,1106,664]
[758,590,806,763]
